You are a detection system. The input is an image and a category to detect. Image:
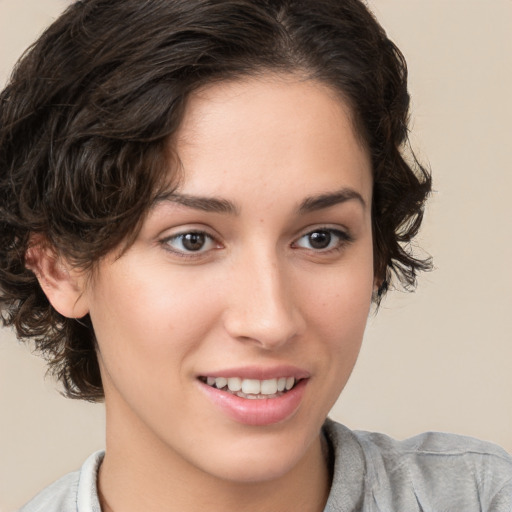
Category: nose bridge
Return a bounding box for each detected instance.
[223,243,302,348]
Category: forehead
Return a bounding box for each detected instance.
[171,74,372,207]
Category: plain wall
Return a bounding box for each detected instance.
[1,1,511,510]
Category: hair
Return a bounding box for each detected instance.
[0,0,431,401]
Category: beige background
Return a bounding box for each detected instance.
[1,0,511,510]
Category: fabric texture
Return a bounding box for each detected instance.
[19,419,512,512]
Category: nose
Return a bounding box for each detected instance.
[222,250,305,350]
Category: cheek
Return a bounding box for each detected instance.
[299,258,374,339]
[87,263,222,381]
[296,248,374,392]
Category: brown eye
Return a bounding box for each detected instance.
[294,228,351,252]
[182,233,206,251]
[308,231,332,249]
[164,231,217,255]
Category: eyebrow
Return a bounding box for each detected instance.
[153,192,240,215]
[153,187,365,216]
[298,188,366,213]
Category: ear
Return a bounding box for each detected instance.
[372,272,389,299]
[25,239,89,319]
[372,273,386,298]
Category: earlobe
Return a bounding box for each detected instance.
[372,275,386,296]
[25,239,89,319]
[372,275,388,298]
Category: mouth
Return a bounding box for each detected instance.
[198,376,300,399]
[197,369,309,426]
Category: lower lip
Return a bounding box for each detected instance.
[198,379,308,426]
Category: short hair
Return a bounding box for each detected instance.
[0,0,431,401]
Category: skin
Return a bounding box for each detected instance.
[38,75,375,511]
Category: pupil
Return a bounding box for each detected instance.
[309,231,331,249]
[182,233,205,251]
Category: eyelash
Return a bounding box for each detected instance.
[161,230,220,259]
[292,227,353,254]
[160,227,353,259]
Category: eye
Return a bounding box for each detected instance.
[162,231,219,255]
[293,228,351,252]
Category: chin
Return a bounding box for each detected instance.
[191,426,321,484]
[205,453,302,484]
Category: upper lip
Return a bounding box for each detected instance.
[198,365,310,381]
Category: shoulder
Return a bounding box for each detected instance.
[18,451,104,512]
[353,425,512,481]
[18,471,80,512]
[324,419,512,512]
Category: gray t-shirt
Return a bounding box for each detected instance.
[19,419,512,511]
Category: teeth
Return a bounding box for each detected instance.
[242,379,260,394]
[215,377,227,389]
[261,379,278,395]
[236,391,278,399]
[227,377,242,392]
[205,376,297,396]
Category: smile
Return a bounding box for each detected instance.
[198,370,309,425]
[199,376,297,399]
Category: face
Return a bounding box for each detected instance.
[82,75,374,483]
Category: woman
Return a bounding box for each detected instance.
[0,1,510,511]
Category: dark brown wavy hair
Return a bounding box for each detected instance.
[0,0,431,401]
